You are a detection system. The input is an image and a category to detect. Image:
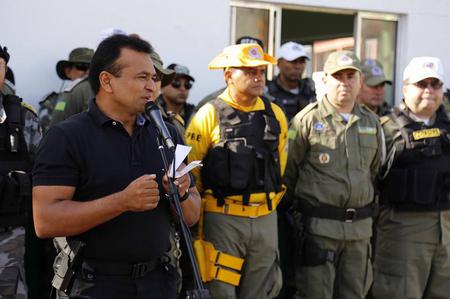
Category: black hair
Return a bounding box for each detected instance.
[88,34,154,94]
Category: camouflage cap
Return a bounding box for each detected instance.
[150,51,175,87]
[56,47,95,80]
[324,50,361,75]
[361,59,392,86]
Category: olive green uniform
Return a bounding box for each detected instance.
[285,96,383,299]
[50,78,94,125]
[372,103,450,299]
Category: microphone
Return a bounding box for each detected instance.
[145,101,175,151]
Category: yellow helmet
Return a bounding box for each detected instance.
[208,44,276,70]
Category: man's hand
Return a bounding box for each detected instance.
[121,174,160,211]
[162,163,191,197]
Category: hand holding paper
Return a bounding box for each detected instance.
[168,144,202,178]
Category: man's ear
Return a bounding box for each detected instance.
[99,71,113,93]
[224,68,233,85]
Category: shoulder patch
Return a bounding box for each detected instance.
[54,101,66,111]
[21,102,38,116]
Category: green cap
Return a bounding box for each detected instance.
[150,51,175,87]
[324,50,361,74]
[361,59,392,86]
[56,47,94,80]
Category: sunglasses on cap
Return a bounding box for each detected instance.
[74,63,90,71]
[171,80,193,90]
[413,79,443,90]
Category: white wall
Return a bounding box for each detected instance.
[258,0,450,101]
[0,0,230,107]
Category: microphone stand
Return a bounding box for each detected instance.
[155,132,210,299]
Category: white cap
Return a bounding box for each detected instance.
[277,41,309,61]
[403,56,445,84]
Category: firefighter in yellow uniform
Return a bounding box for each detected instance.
[186,43,288,299]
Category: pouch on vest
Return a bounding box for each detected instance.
[193,239,244,286]
[228,139,254,190]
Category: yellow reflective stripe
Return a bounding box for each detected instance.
[412,128,440,140]
[204,186,286,218]
[214,251,244,271]
[212,266,241,286]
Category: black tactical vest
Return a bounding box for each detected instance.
[201,97,282,209]
[380,106,450,211]
[0,94,32,226]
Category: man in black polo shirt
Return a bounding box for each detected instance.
[32,34,201,299]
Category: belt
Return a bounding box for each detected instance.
[299,202,374,223]
[204,186,286,218]
[82,258,164,279]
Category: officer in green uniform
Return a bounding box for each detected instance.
[373,57,450,299]
[285,50,383,299]
[359,59,392,117]
[39,47,94,132]
[0,44,41,299]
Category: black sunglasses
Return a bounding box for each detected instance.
[74,63,90,71]
[413,79,443,90]
[171,80,193,90]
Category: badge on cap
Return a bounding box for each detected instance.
[422,62,436,70]
[338,55,353,66]
[248,47,262,59]
[319,153,330,164]
[365,59,376,66]
[313,122,324,132]
[371,66,384,76]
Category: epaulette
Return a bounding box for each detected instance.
[380,115,391,126]
[21,101,38,116]
[295,101,318,120]
[39,91,58,105]
[63,77,86,92]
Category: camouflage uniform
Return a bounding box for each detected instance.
[50,78,94,125]
[0,92,41,299]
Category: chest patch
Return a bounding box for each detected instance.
[319,153,330,164]
[412,128,440,140]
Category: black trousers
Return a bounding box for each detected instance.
[57,265,178,299]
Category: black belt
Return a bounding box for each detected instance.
[82,258,164,279]
[299,202,374,223]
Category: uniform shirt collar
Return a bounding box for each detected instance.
[320,95,362,123]
[87,98,149,127]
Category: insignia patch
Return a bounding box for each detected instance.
[423,62,435,70]
[319,153,330,164]
[54,101,66,111]
[358,126,377,135]
[412,128,440,140]
[371,66,384,76]
[338,55,352,66]
[288,129,298,140]
[313,122,324,131]
[248,47,262,59]
[364,59,376,66]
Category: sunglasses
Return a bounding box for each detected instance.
[74,63,90,71]
[413,79,443,90]
[171,80,193,90]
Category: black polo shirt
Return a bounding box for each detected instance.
[33,99,183,263]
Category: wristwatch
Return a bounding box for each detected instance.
[179,189,190,202]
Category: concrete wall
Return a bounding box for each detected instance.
[0,0,230,107]
[2,0,450,107]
